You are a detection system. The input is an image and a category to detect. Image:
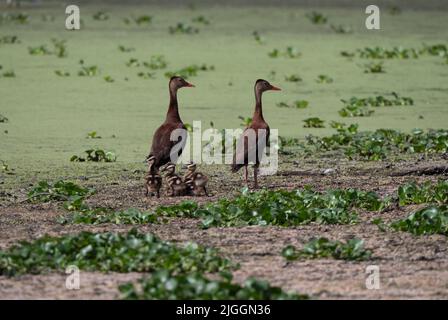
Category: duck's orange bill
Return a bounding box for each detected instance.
[270,85,281,91]
[185,82,195,87]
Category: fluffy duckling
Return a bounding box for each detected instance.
[144,155,162,198]
[161,163,187,196]
[183,162,209,196]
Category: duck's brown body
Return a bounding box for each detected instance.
[147,77,194,172]
[231,79,280,188]
[162,163,187,196]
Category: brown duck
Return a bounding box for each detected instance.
[146,76,194,173]
[231,79,281,188]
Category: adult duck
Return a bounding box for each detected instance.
[146,76,194,172]
[231,79,281,188]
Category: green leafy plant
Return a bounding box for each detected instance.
[156,187,389,228]
[118,45,135,53]
[86,131,102,139]
[341,93,414,108]
[169,23,199,34]
[137,71,156,79]
[277,100,309,109]
[0,229,233,276]
[0,35,20,44]
[339,105,374,117]
[28,45,52,55]
[303,117,325,128]
[330,24,353,34]
[364,62,385,73]
[27,180,94,203]
[164,64,214,79]
[0,12,29,24]
[305,126,448,160]
[268,47,301,58]
[54,70,70,77]
[391,205,448,236]
[398,180,448,206]
[0,114,8,123]
[143,55,168,70]
[284,74,302,83]
[252,30,265,44]
[282,238,371,261]
[316,74,333,83]
[134,15,152,25]
[78,60,99,76]
[120,270,307,300]
[0,69,15,78]
[192,15,210,25]
[238,115,252,127]
[70,149,117,162]
[305,11,328,24]
[51,38,67,58]
[126,58,140,67]
[61,208,158,225]
[104,75,114,83]
[92,11,109,21]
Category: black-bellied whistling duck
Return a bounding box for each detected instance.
[183,162,209,196]
[145,155,162,198]
[231,79,281,188]
[161,163,187,196]
[146,76,194,173]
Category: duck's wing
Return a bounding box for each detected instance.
[148,122,188,168]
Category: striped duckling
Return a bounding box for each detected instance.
[144,155,162,198]
[161,163,187,196]
[183,162,209,196]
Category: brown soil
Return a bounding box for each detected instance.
[0,157,447,300]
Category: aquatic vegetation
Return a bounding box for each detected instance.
[282,238,371,261]
[164,64,214,79]
[143,55,168,70]
[28,45,52,55]
[276,100,309,109]
[118,45,135,52]
[104,75,114,83]
[137,71,156,79]
[192,15,210,25]
[303,117,325,128]
[397,180,448,206]
[0,35,20,44]
[0,12,29,24]
[339,105,374,117]
[341,93,414,108]
[78,60,99,76]
[86,131,102,139]
[27,180,94,203]
[0,114,8,123]
[133,15,152,25]
[252,30,265,44]
[238,115,252,127]
[284,74,302,83]
[156,187,389,228]
[305,11,328,25]
[364,62,385,73]
[316,74,333,83]
[330,24,353,34]
[61,208,158,225]
[305,126,448,160]
[1,70,15,78]
[92,11,109,21]
[391,205,448,236]
[120,270,307,300]
[268,46,301,58]
[70,149,117,162]
[0,229,233,276]
[169,23,199,34]
[54,70,70,77]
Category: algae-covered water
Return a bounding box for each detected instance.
[0,3,447,186]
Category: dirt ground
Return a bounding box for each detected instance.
[0,156,447,300]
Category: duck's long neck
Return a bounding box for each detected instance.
[166,87,181,122]
[253,88,264,121]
